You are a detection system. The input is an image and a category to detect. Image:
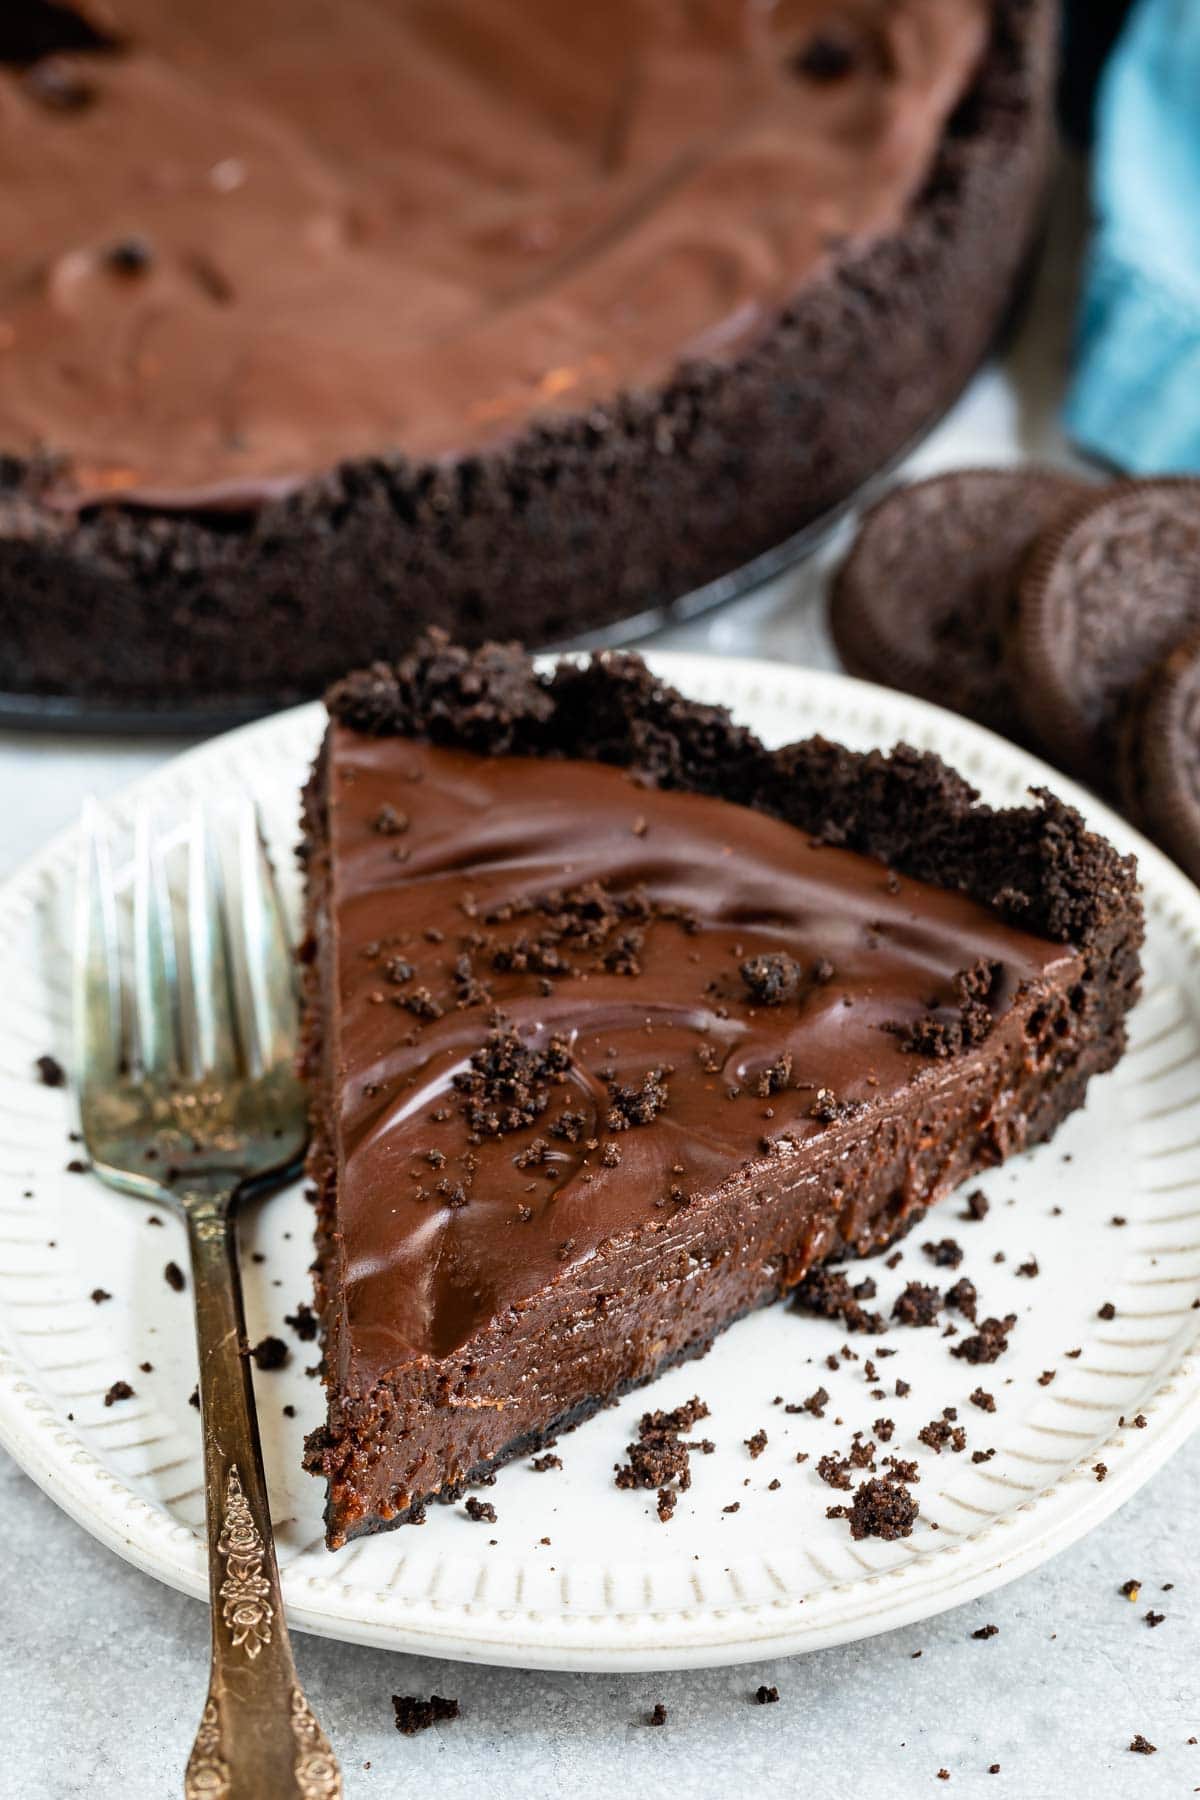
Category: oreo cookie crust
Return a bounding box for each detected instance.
[1118,631,1200,887]
[0,0,1055,711]
[830,468,1089,738]
[1014,480,1200,787]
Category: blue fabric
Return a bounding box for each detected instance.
[1065,0,1200,472]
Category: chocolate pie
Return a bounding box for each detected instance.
[299,636,1142,1545]
[0,0,1054,710]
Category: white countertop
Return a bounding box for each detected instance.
[3,167,1196,1799]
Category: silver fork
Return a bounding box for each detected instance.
[75,797,341,1800]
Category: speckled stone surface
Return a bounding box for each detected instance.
[4,1446,1197,1798]
[2,163,1194,1799]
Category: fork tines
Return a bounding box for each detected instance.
[75,797,297,1097]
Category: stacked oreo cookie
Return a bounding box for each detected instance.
[831,472,1200,885]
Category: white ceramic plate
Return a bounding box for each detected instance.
[2,655,1200,1672]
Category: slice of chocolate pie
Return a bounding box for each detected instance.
[300,636,1143,1546]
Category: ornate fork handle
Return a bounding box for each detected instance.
[182,1189,340,1800]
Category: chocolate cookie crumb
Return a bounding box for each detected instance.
[103,1380,134,1406]
[792,1266,885,1335]
[90,1288,111,1305]
[464,1497,497,1524]
[647,1703,668,1727]
[786,1386,829,1420]
[952,1314,1016,1365]
[1128,1735,1156,1755]
[893,1282,942,1327]
[35,1053,66,1088]
[531,1453,562,1472]
[284,1301,319,1341]
[755,1051,793,1098]
[1119,1579,1141,1601]
[971,1623,999,1640]
[745,1429,768,1459]
[918,1416,967,1455]
[849,1434,877,1470]
[963,1189,990,1221]
[817,1453,853,1491]
[399,985,443,1021]
[1098,1301,1116,1320]
[832,1477,919,1541]
[740,952,803,1005]
[1094,1462,1108,1481]
[1144,1610,1165,1628]
[754,1685,780,1705]
[454,1027,571,1137]
[923,1238,963,1269]
[809,1087,866,1126]
[605,1067,670,1131]
[250,1335,289,1370]
[969,1387,996,1413]
[891,960,1001,1058]
[882,1456,920,1483]
[392,1694,459,1736]
[946,1278,978,1321]
[164,1260,186,1292]
[615,1396,710,1518]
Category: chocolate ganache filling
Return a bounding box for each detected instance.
[319,734,1075,1379]
[2,0,986,508]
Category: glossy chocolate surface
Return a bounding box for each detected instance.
[2,0,986,506]
[320,734,1073,1376]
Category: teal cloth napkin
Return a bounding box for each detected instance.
[1065,0,1200,472]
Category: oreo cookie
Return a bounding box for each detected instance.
[1014,479,1200,787]
[1118,631,1200,886]
[830,468,1089,739]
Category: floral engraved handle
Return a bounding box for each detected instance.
[183,1700,230,1800]
[217,1465,274,1658]
[183,1689,339,1800]
[182,1193,341,1797]
[290,1690,342,1799]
